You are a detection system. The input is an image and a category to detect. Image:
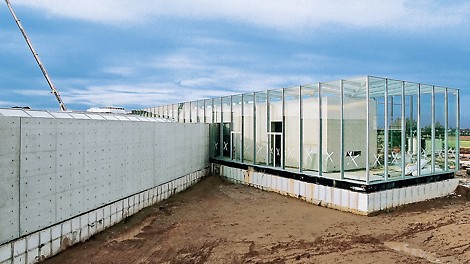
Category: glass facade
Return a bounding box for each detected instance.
[147,76,460,184]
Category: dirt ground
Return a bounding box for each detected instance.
[43,175,470,264]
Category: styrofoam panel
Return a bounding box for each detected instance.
[392,189,400,207]
[26,233,39,252]
[51,239,61,256]
[271,176,278,190]
[13,238,26,257]
[61,220,72,237]
[349,191,358,210]
[325,187,332,204]
[299,182,306,198]
[398,188,406,206]
[40,241,52,260]
[279,178,286,193]
[318,185,326,202]
[27,247,39,264]
[340,189,349,208]
[293,180,300,196]
[379,191,386,210]
[0,243,11,263]
[333,188,341,206]
[39,229,51,245]
[405,187,412,204]
[418,185,425,201]
[13,254,26,264]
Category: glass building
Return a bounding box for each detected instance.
[145,76,460,185]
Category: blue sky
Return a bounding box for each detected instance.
[0,0,469,127]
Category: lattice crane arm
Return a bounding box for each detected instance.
[5,0,67,111]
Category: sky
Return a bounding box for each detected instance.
[0,0,469,127]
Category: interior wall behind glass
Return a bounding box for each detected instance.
[255,92,268,165]
[213,98,222,157]
[231,95,243,161]
[321,82,342,174]
[343,80,368,182]
[243,94,255,163]
[284,87,300,170]
[222,97,231,158]
[301,85,319,172]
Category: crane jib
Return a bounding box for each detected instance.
[4,0,67,111]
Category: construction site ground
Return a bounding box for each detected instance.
[43,175,470,264]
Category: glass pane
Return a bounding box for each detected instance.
[284,86,300,171]
[197,100,204,123]
[404,82,419,176]
[178,103,184,122]
[448,89,458,171]
[268,89,283,167]
[321,81,342,179]
[204,99,213,124]
[210,123,220,158]
[435,87,446,172]
[243,93,254,163]
[420,84,433,176]
[387,79,403,179]
[184,102,191,123]
[231,95,243,161]
[369,77,386,181]
[255,92,267,165]
[302,85,319,173]
[222,97,231,158]
[343,78,368,182]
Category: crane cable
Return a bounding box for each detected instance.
[4,0,67,111]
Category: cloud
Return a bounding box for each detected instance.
[12,0,470,31]
[0,100,17,108]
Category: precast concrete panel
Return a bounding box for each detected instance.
[0,117,20,244]
[20,194,55,235]
[2,115,210,244]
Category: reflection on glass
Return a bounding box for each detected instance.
[301,85,319,173]
[231,95,243,161]
[243,93,254,163]
[255,92,267,165]
[343,78,368,182]
[448,89,458,170]
[284,86,300,171]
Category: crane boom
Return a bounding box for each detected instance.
[5,0,67,111]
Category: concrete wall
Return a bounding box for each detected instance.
[0,116,209,246]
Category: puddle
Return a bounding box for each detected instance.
[384,241,441,263]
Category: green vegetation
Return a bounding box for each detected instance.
[459,139,470,148]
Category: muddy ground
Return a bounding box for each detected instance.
[43,175,470,264]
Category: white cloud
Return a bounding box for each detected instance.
[13,0,469,31]
[0,100,17,107]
